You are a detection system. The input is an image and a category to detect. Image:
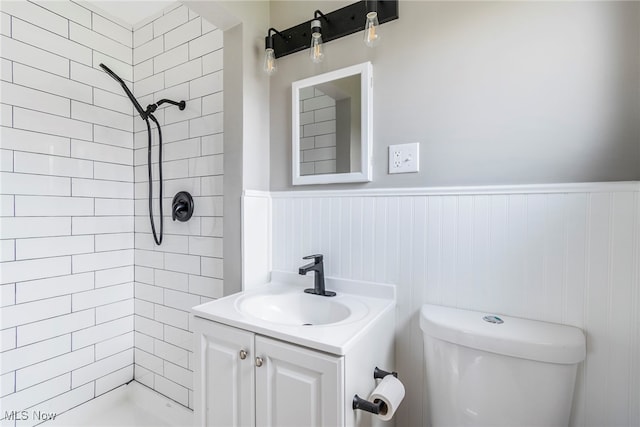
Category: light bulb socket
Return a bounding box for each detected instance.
[311,19,321,32]
[264,27,287,52]
[264,35,274,50]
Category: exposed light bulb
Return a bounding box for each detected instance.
[309,20,324,63]
[263,47,276,75]
[310,33,324,63]
[364,11,380,47]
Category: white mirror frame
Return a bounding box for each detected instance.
[292,62,372,185]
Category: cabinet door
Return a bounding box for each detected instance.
[193,319,255,427]
[255,336,344,427]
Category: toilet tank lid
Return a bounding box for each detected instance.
[419,304,586,364]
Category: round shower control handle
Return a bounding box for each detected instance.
[255,357,263,367]
[172,191,194,222]
[239,349,247,360]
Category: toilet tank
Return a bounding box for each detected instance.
[420,304,586,427]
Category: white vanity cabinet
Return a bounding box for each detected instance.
[191,274,397,427]
[193,319,344,427]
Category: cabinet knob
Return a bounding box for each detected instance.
[239,349,247,360]
[255,356,263,367]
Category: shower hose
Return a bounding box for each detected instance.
[98,63,185,245]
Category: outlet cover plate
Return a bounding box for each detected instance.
[388,142,419,174]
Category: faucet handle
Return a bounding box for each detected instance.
[302,254,323,263]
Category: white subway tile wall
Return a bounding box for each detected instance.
[131,5,223,410]
[0,1,136,424]
[1,1,222,420]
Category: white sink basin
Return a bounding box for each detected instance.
[191,271,396,355]
[236,292,366,326]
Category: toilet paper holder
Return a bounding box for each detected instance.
[352,367,398,414]
[373,367,398,380]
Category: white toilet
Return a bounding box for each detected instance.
[420,304,586,427]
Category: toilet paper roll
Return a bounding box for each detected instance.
[369,375,405,421]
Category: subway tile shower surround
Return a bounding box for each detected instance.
[0,1,223,423]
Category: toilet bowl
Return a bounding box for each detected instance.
[420,304,586,427]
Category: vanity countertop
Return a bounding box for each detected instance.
[191,271,395,356]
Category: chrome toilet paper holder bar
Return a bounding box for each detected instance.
[352,367,398,414]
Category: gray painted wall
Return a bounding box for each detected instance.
[270,1,640,190]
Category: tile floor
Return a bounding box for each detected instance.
[48,381,192,427]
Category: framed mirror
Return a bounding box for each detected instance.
[292,62,372,185]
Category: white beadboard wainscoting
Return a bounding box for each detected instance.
[249,181,640,427]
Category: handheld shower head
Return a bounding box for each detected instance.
[99,63,146,119]
[99,62,188,247]
[98,63,119,82]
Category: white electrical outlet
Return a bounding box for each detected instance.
[388,142,419,174]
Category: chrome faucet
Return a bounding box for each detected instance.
[298,254,336,297]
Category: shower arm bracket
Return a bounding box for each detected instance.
[144,99,186,117]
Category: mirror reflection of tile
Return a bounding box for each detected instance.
[298,74,361,176]
[299,87,337,176]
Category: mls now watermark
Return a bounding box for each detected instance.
[3,410,57,422]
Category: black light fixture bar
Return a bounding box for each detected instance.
[271,0,398,59]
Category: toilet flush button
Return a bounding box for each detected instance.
[483,315,504,324]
